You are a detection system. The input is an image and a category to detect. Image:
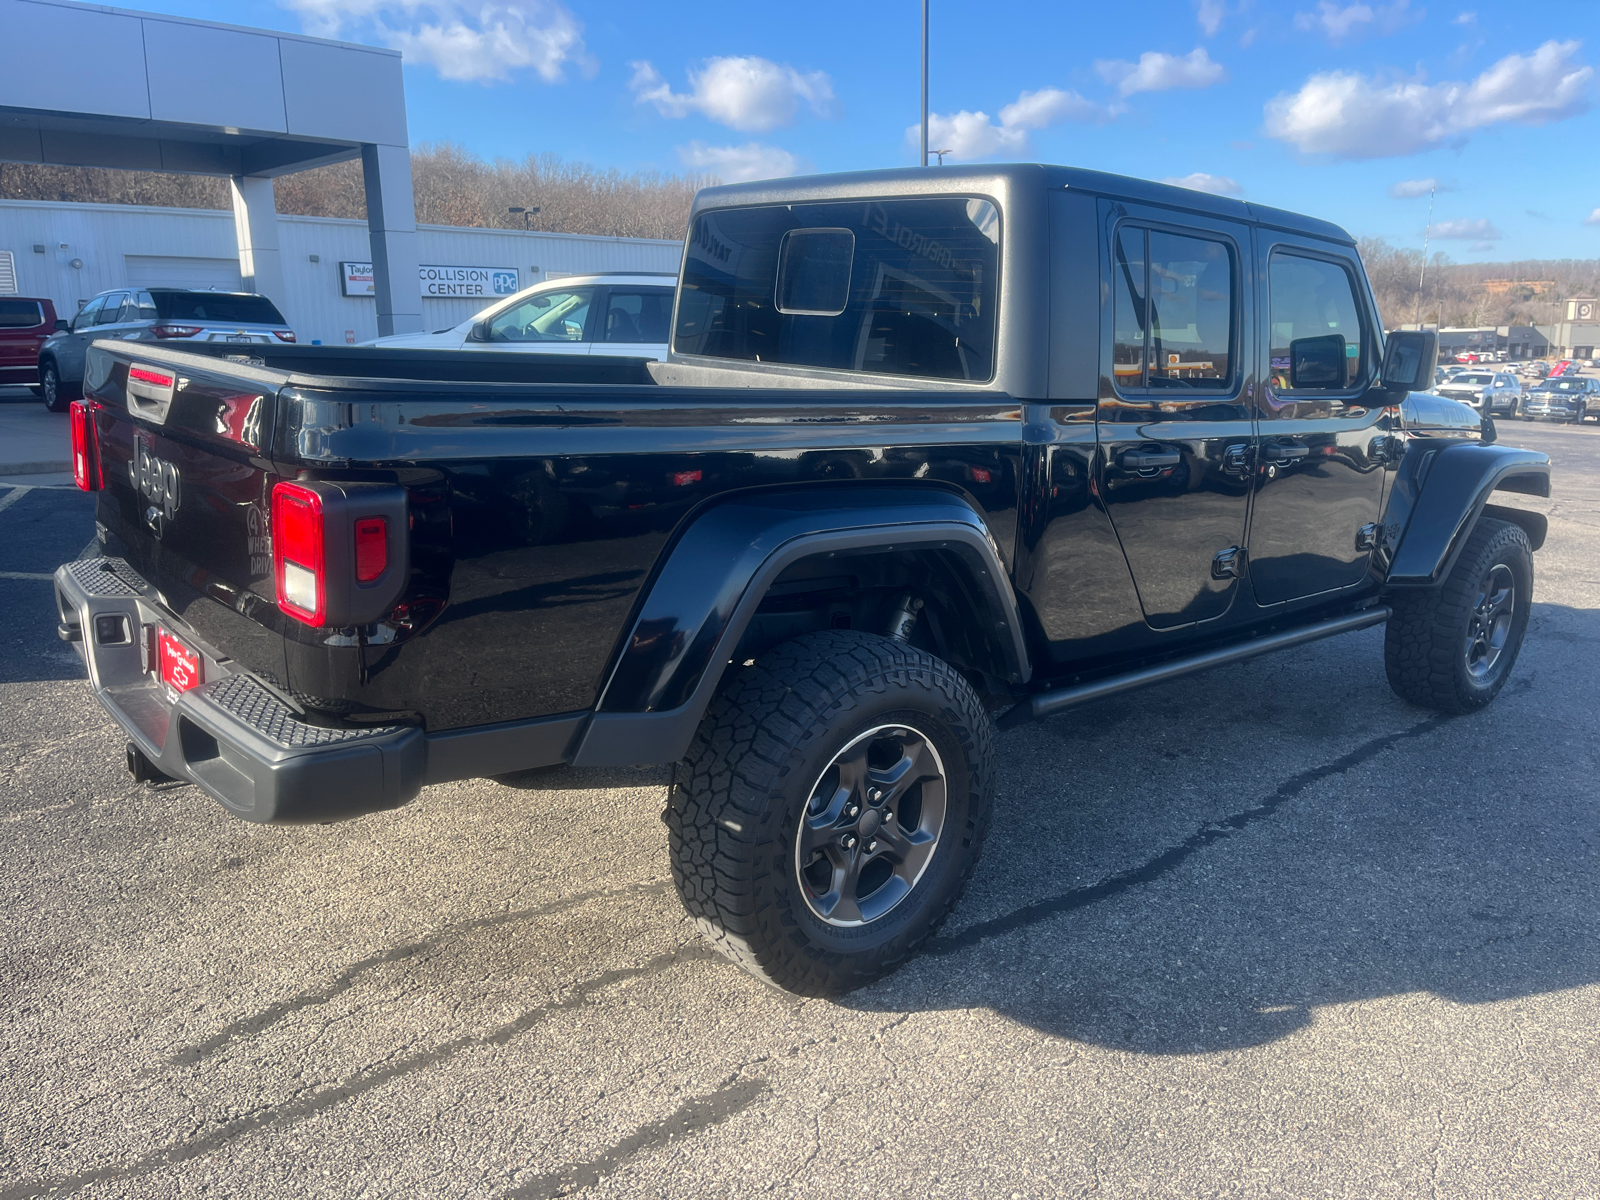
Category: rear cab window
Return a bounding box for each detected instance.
[675,196,1001,382]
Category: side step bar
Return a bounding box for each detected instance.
[998,607,1391,730]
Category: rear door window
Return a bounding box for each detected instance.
[95,294,129,326]
[675,196,1000,382]
[602,290,674,343]
[0,300,43,328]
[1112,225,1236,391]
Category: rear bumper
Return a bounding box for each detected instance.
[54,557,425,823]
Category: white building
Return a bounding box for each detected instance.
[0,198,682,346]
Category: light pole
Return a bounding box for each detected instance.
[1413,183,1435,328]
[508,205,539,231]
[920,0,929,167]
[934,149,951,166]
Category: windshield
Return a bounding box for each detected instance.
[1453,373,1492,385]
[675,196,1001,382]
[151,292,286,325]
[1543,378,1584,390]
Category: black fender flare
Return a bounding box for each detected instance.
[1381,441,1550,587]
[570,486,1028,767]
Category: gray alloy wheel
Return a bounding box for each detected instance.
[1463,563,1515,681]
[40,362,69,413]
[795,722,949,927]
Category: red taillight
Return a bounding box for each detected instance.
[273,330,297,343]
[151,325,202,339]
[670,469,702,487]
[271,482,325,626]
[69,400,102,492]
[354,517,387,582]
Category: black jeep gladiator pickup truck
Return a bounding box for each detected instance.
[55,165,1550,995]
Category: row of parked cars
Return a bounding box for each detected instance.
[2,273,678,412]
[1432,362,1598,423]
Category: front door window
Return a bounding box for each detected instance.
[486,289,595,343]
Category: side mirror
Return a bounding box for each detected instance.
[1380,329,1438,396]
[468,320,491,342]
[1289,334,1346,388]
[53,319,69,332]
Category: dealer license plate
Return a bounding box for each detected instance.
[157,627,203,694]
[226,334,253,343]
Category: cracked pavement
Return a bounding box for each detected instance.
[1,416,1597,1198]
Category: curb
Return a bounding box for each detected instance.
[0,461,72,476]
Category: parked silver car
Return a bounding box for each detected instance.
[38,288,293,411]
[1522,374,1599,422]
[1436,369,1523,416]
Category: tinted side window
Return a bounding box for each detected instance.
[1111,226,1235,391]
[0,300,43,328]
[95,294,128,325]
[675,196,1000,382]
[1268,254,1364,392]
[73,297,105,331]
[604,290,673,343]
[487,288,594,342]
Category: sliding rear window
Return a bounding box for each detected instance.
[674,196,1000,382]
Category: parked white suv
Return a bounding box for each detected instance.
[366,273,677,359]
[1437,370,1524,415]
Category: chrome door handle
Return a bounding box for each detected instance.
[1120,450,1181,469]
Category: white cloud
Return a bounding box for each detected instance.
[1264,40,1592,158]
[677,141,801,183]
[1197,0,1226,35]
[1096,48,1228,97]
[1432,218,1504,240]
[1454,10,1477,24]
[1584,208,1600,226]
[284,0,590,84]
[631,57,835,133]
[909,87,1109,161]
[1163,172,1243,195]
[1293,0,1422,45]
[1390,177,1456,197]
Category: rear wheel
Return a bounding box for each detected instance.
[1384,517,1532,714]
[668,630,994,996]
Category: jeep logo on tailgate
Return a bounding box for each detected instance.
[130,439,180,531]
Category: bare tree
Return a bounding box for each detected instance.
[0,144,714,241]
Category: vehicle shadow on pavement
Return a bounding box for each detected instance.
[843,600,1600,1055]
[0,486,96,685]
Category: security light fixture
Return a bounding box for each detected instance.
[508,206,540,231]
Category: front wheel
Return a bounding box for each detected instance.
[1384,517,1533,714]
[40,362,70,413]
[668,630,995,996]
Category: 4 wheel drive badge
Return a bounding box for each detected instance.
[130,439,180,535]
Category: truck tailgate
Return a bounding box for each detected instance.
[85,344,290,688]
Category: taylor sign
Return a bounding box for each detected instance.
[340,263,520,299]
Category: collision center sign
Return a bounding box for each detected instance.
[340,262,520,299]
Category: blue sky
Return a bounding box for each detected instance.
[138,0,1600,262]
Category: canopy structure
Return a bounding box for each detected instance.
[0,0,423,335]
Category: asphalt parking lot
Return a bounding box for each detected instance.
[2,408,1597,1199]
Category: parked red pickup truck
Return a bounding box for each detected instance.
[0,297,63,394]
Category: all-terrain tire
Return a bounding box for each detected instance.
[1384,516,1532,714]
[667,630,995,996]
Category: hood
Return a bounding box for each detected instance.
[1402,390,1483,434]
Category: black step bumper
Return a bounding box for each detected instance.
[54,558,425,823]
